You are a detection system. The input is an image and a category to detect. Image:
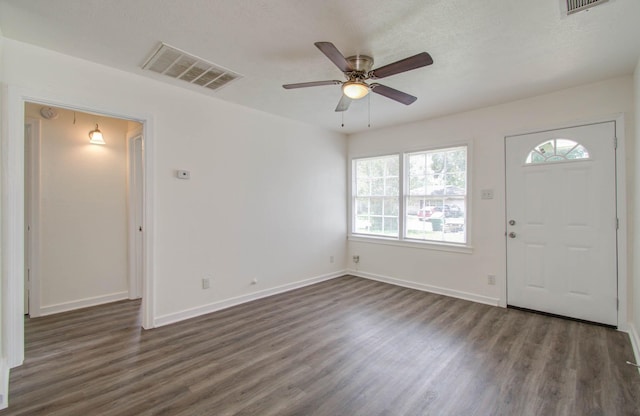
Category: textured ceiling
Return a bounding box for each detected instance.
[1,0,639,133]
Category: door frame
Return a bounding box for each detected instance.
[24,117,42,317]
[504,114,628,331]
[127,130,144,300]
[2,86,157,368]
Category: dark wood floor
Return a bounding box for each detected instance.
[2,275,639,415]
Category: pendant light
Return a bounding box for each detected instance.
[89,124,105,145]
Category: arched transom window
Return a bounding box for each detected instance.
[525,138,590,164]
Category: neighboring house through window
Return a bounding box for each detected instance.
[351,145,468,247]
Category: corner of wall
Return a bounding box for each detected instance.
[632,56,640,372]
[629,323,640,374]
[0,35,7,410]
[0,358,8,410]
[0,34,5,79]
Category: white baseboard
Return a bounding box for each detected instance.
[629,323,640,375]
[349,269,500,307]
[38,291,129,317]
[154,271,347,327]
[0,358,9,410]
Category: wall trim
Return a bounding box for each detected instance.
[126,130,144,301]
[0,358,8,410]
[629,324,640,375]
[39,292,130,317]
[24,117,42,318]
[155,271,346,327]
[349,269,500,307]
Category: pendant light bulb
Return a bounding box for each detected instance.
[89,124,105,145]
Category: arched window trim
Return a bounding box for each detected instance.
[525,138,590,165]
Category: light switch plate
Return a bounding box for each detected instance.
[481,189,494,200]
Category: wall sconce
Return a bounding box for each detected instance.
[89,124,105,145]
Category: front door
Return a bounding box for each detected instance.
[505,122,617,326]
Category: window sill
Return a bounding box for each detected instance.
[348,235,473,254]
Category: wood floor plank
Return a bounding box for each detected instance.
[1,275,639,415]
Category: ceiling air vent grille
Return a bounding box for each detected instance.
[565,0,609,15]
[142,43,242,92]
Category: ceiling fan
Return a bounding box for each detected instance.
[283,42,433,112]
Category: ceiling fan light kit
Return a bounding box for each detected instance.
[342,81,369,99]
[283,41,433,113]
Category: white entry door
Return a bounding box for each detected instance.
[506,122,617,326]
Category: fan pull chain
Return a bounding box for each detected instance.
[341,111,344,128]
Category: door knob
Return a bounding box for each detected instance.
[508,232,516,238]
[509,220,516,226]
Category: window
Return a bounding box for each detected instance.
[353,155,400,237]
[351,145,468,246]
[526,138,590,164]
[406,147,467,244]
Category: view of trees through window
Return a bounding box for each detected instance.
[352,145,467,245]
[353,155,399,237]
[525,138,590,164]
[406,146,467,243]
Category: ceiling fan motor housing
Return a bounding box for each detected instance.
[346,55,374,73]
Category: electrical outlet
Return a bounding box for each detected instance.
[353,255,360,264]
[202,277,210,289]
[330,256,334,263]
[487,275,496,285]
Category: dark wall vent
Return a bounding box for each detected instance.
[142,43,242,92]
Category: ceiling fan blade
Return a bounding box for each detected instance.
[335,95,352,112]
[370,83,417,105]
[369,52,433,79]
[314,42,353,72]
[283,80,342,89]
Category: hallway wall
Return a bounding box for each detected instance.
[25,104,132,315]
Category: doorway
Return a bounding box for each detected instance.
[1,88,156,369]
[24,104,144,316]
[505,121,617,326]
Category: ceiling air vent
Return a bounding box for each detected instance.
[564,0,609,15]
[142,43,242,92]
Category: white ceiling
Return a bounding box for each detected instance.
[1,0,639,133]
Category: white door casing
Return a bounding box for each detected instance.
[24,122,32,316]
[24,118,42,318]
[127,132,144,299]
[506,122,617,326]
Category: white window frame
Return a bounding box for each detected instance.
[349,143,472,254]
[404,145,468,245]
[351,153,401,238]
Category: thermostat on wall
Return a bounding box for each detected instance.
[176,170,191,180]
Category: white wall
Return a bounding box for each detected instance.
[348,76,634,310]
[25,104,131,314]
[0,29,7,411]
[632,58,640,357]
[2,38,347,325]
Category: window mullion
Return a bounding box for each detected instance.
[399,153,406,240]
